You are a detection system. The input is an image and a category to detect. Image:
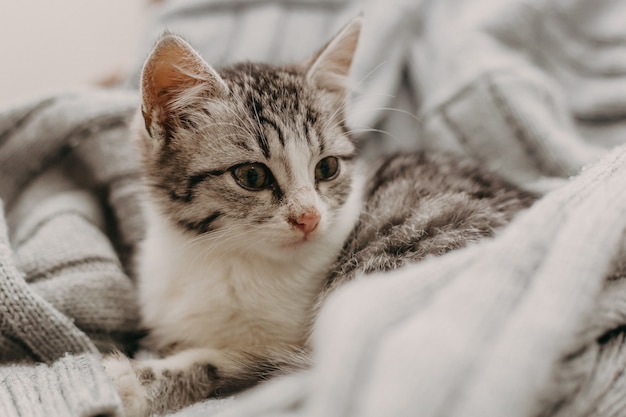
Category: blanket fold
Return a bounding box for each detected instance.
[0,201,97,362]
[4,0,626,416]
[0,91,142,417]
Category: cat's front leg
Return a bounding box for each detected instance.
[102,348,254,417]
[103,353,150,417]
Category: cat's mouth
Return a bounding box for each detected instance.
[284,236,310,248]
[280,232,319,250]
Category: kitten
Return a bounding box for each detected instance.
[103,17,536,416]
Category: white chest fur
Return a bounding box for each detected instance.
[136,164,364,353]
[137,204,353,352]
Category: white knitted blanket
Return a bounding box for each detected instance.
[3,0,626,416]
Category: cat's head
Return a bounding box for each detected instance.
[135,18,363,258]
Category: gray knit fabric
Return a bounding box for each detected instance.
[0,91,141,417]
[0,198,96,361]
[0,354,122,417]
[2,0,626,416]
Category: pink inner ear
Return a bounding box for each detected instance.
[150,60,185,95]
[143,38,199,114]
[150,47,210,93]
[141,34,228,126]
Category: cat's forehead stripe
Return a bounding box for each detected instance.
[303,120,314,150]
[261,115,285,147]
[221,65,348,161]
[245,97,270,158]
[256,132,271,159]
[247,94,290,159]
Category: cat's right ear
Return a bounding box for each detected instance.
[140,33,228,142]
[305,16,362,96]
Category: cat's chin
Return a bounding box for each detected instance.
[267,233,324,255]
[280,237,311,251]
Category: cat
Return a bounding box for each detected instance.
[103,17,536,416]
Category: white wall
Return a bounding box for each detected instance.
[0,0,144,107]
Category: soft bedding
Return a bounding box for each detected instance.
[3,0,626,416]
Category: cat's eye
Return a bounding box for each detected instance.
[232,163,273,191]
[315,156,339,181]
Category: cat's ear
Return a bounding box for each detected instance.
[140,33,228,140]
[305,17,362,95]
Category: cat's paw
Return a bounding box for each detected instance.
[102,354,150,417]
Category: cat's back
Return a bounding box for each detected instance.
[325,150,537,290]
[364,151,535,217]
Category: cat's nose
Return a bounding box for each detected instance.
[290,210,321,234]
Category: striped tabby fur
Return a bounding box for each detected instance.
[103,17,536,416]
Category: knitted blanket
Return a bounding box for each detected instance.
[3,0,626,416]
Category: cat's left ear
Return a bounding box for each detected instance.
[305,16,362,95]
[140,33,228,141]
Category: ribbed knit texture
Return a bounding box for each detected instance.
[3,0,626,416]
[0,200,97,361]
[0,354,122,417]
[0,91,141,417]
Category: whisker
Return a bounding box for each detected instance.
[344,127,402,143]
[364,107,422,123]
[351,59,390,92]
[321,60,391,133]
[199,97,258,139]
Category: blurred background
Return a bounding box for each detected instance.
[0,1,144,108]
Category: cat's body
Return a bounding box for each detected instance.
[138,172,363,355]
[103,18,536,416]
[324,151,536,293]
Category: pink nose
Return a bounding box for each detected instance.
[290,210,321,234]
